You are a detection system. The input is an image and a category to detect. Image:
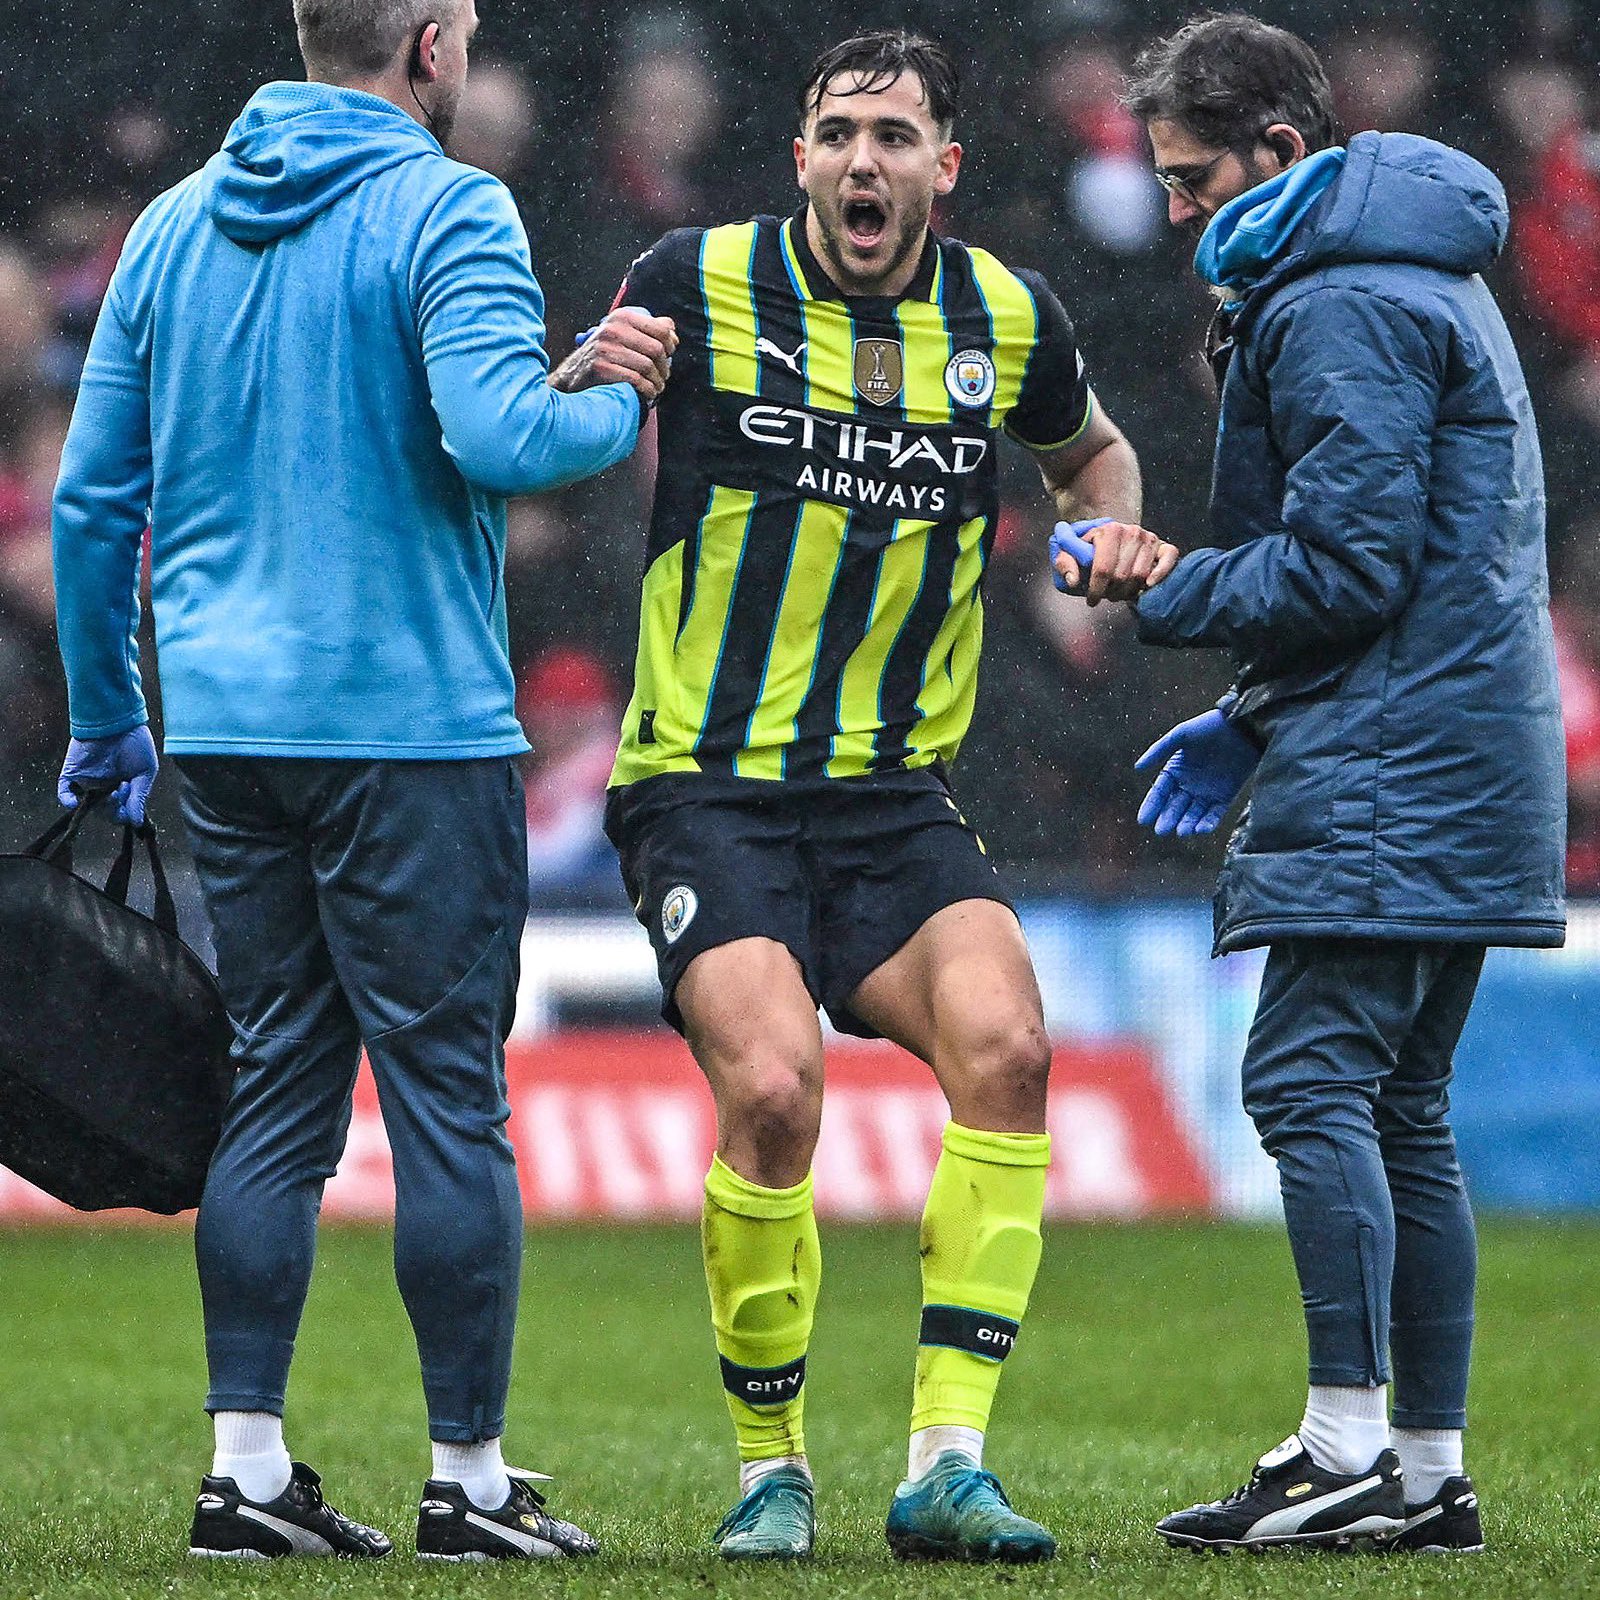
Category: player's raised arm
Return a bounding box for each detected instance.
[1031,402,1178,605]
[413,172,664,496]
[550,231,697,402]
[998,270,1176,605]
[549,305,678,399]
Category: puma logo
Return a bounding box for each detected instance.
[755,337,807,375]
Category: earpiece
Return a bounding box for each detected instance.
[407,21,438,134]
[410,22,436,81]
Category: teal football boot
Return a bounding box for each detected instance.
[712,1466,815,1560]
[885,1452,1056,1563]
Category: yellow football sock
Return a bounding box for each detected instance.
[912,1121,1050,1433]
[702,1154,821,1461]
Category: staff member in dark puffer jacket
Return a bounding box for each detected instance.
[1107,12,1565,1557]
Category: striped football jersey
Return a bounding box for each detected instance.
[608,209,1092,788]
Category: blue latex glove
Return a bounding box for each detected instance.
[57,726,160,827]
[1134,709,1259,837]
[573,304,654,347]
[572,308,662,421]
[1049,518,1113,593]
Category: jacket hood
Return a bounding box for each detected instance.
[1196,147,1346,291]
[1299,132,1508,276]
[201,81,440,245]
[1198,132,1508,297]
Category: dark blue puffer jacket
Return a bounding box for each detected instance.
[1136,132,1566,954]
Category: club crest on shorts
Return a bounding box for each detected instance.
[945,349,996,408]
[661,885,698,944]
[854,338,904,406]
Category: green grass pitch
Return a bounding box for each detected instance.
[1,1219,1597,1597]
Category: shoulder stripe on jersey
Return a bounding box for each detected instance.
[934,242,996,428]
[894,294,955,425]
[892,240,954,425]
[780,218,854,414]
[702,223,761,395]
[777,220,806,299]
[965,249,1037,420]
[750,221,807,407]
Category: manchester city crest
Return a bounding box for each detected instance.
[661,885,698,945]
[854,337,904,406]
[945,349,996,408]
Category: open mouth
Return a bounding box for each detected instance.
[843,196,888,251]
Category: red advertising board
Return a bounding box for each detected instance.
[0,1031,1211,1221]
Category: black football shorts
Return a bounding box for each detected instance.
[603,767,1014,1038]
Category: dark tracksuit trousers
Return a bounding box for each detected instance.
[1241,938,1485,1430]
[177,756,529,1443]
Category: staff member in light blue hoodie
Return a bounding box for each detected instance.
[51,0,673,1562]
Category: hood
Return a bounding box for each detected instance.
[1196,147,1345,292]
[1197,132,1509,296]
[201,81,440,245]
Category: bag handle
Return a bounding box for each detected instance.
[24,791,106,870]
[103,820,180,939]
[23,796,179,940]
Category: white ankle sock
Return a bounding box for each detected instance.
[908,1425,984,1481]
[1298,1385,1390,1475]
[211,1411,292,1503]
[432,1438,512,1511]
[1392,1427,1464,1501]
[739,1454,811,1495]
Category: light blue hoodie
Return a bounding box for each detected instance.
[53,81,641,757]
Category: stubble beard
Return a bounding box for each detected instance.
[428,86,461,152]
[1183,150,1283,241]
[811,200,926,296]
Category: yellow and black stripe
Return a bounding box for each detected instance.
[609,212,1091,789]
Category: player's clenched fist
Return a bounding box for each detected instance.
[552,305,678,404]
[1051,518,1180,606]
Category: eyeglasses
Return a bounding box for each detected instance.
[1152,147,1235,207]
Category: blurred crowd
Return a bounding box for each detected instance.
[4,0,1599,902]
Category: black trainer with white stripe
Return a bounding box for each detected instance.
[416,1473,599,1561]
[1157,1434,1405,1552]
[1392,1475,1484,1553]
[188,1461,393,1559]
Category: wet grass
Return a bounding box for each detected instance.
[1,1219,1596,1597]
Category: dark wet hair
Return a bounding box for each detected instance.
[1124,13,1340,154]
[798,30,960,135]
